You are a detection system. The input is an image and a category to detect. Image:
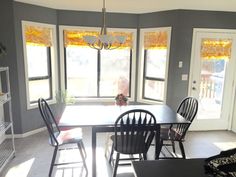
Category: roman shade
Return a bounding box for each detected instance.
[201,39,232,60]
[64,30,133,49]
[24,25,52,47]
[144,31,168,49]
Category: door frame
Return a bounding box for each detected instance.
[188,28,236,131]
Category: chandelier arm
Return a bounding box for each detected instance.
[90,43,103,50]
[107,44,122,50]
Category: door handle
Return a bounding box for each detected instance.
[192,87,196,90]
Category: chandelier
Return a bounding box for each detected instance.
[83,0,126,50]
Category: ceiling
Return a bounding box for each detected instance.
[14,0,236,14]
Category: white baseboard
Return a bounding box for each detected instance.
[6,127,47,139]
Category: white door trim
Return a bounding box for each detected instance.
[189,28,236,131]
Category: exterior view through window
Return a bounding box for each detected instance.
[22,22,57,107]
[198,38,230,119]
[63,29,134,99]
[26,45,51,102]
[139,28,171,103]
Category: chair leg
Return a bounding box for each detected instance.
[78,142,88,174]
[139,153,142,160]
[179,141,186,159]
[143,153,147,160]
[80,141,87,159]
[49,146,58,177]
[109,143,114,164]
[171,140,176,153]
[156,139,163,159]
[112,152,120,177]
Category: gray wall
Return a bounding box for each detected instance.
[2,1,236,134]
[138,10,181,109]
[13,2,57,133]
[0,0,22,133]
[58,10,138,28]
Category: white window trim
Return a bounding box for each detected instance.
[22,21,58,109]
[137,27,172,105]
[59,25,137,103]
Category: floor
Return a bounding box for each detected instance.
[1,128,236,177]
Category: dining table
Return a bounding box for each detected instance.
[58,104,190,177]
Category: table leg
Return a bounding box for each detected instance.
[155,126,161,159]
[92,127,96,177]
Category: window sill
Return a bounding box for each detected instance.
[68,97,134,104]
[136,98,164,105]
[27,99,56,110]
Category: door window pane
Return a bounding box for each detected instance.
[29,79,50,102]
[66,47,98,97]
[198,38,230,119]
[100,49,130,97]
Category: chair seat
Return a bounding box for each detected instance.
[111,134,146,154]
[50,128,83,146]
[160,128,182,141]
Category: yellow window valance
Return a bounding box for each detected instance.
[144,31,168,49]
[201,39,232,60]
[64,30,133,49]
[24,25,52,47]
[110,31,133,49]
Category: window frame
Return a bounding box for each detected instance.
[59,25,137,103]
[22,21,58,109]
[137,27,172,104]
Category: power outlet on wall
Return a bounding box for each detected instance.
[179,61,183,68]
[182,74,188,81]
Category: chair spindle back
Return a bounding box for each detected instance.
[174,97,198,140]
[114,109,158,154]
[38,98,60,146]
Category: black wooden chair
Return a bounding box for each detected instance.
[38,98,87,177]
[109,109,159,177]
[159,97,198,159]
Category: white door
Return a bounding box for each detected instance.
[189,29,236,131]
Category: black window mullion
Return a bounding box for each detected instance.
[143,96,164,103]
[145,77,165,82]
[142,49,147,99]
[64,47,68,90]
[29,76,50,81]
[97,50,101,97]
[128,49,132,97]
[47,47,53,100]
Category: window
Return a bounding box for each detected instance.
[138,27,171,104]
[60,27,136,101]
[22,21,58,109]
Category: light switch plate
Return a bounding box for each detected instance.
[182,74,188,81]
[179,61,183,68]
